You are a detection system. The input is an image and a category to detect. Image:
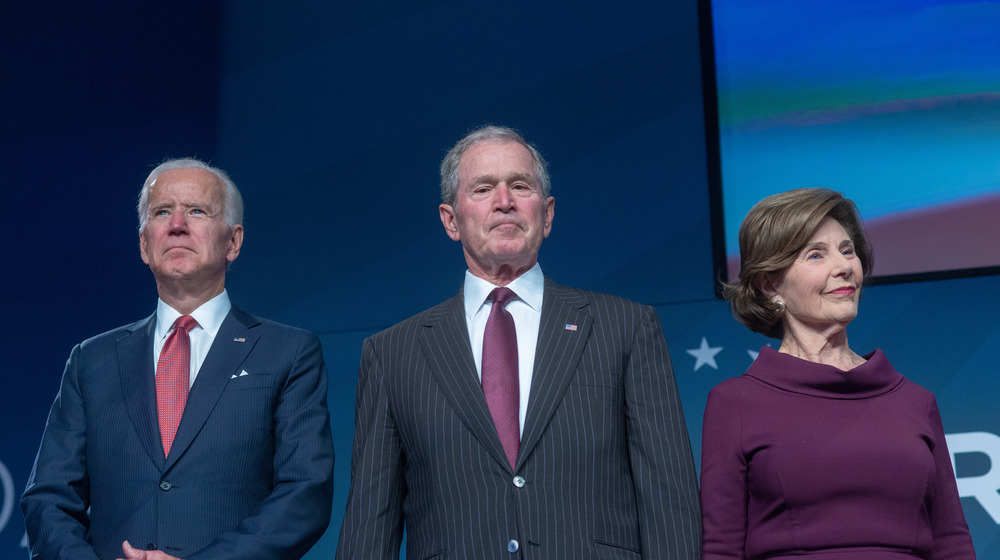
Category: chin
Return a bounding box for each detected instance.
[833,313,858,325]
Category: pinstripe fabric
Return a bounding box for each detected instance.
[337,279,702,559]
[21,307,335,560]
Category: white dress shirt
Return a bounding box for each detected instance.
[153,290,232,388]
[463,263,544,435]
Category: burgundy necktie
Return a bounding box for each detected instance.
[156,315,198,458]
[482,287,520,468]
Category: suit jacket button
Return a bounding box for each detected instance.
[507,539,519,553]
[512,475,525,488]
[146,543,157,550]
[159,481,172,491]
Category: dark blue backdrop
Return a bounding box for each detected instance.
[4,2,998,558]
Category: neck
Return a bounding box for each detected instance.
[466,258,535,287]
[778,324,864,370]
[156,278,225,315]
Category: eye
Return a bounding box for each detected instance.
[805,251,822,260]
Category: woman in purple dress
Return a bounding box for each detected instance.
[701,188,975,559]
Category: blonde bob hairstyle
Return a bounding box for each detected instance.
[723,188,874,339]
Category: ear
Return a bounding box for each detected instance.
[139,231,150,265]
[226,224,244,263]
[439,204,461,241]
[756,273,778,298]
[542,196,555,238]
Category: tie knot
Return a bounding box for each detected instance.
[173,315,198,333]
[489,287,518,308]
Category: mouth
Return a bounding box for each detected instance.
[828,286,856,296]
[490,222,523,232]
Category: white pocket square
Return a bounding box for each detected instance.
[230,369,250,379]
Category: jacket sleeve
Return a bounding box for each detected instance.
[625,305,702,558]
[335,336,406,559]
[926,394,976,560]
[187,332,335,560]
[21,343,102,560]
[700,381,749,560]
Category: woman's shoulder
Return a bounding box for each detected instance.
[706,374,765,404]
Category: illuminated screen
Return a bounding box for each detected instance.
[706,0,1000,283]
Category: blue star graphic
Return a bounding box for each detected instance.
[686,337,723,371]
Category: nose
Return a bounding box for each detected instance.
[168,211,189,232]
[493,184,514,210]
[831,252,853,277]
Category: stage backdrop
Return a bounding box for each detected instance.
[3,1,998,558]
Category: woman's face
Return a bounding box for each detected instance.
[768,216,864,339]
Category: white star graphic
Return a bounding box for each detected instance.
[686,337,723,371]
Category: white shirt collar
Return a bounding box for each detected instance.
[154,290,232,341]
[463,263,544,319]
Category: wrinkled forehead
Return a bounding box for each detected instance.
[149,168,226,206]
[458,140,536,185]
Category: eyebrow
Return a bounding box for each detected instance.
[149,200,214,212]
[803,238,855,251]
[467,172,537,187]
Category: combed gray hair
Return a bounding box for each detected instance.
[137,158,244,232]
[439,125,550,207]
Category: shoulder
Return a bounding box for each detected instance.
[707,375,757,402]
[366,293,464,343]
[76,315,152,351]
[230,306,319,341]
[544,279,653,317]
[867,349,934,401]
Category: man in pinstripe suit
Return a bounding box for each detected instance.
[337,126,701,559]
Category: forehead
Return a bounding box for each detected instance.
[806,216,851,242]
[149,168,224,204]
[457,141,536,184]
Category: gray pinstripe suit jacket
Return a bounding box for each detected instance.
[336,279,701,559]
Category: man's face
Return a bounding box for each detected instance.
[139,168,243,290]
[440,141,554,281]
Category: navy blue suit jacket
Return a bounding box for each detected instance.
[21,306,335,560]
[336,279,701,559]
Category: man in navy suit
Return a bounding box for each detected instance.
[336,126,701,559]
[21,158,335,560]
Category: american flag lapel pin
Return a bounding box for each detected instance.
[233,337,246,342]
[564,324,577,331]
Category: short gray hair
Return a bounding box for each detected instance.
[137,158,244,232]
[439,125,550,207]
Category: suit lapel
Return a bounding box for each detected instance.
[517,279,592,469]
[165,306,260,470]
[419,292,512,471]
[117,314,165,470]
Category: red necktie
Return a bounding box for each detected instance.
[482,287,520,468]
[156,315,198,458]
